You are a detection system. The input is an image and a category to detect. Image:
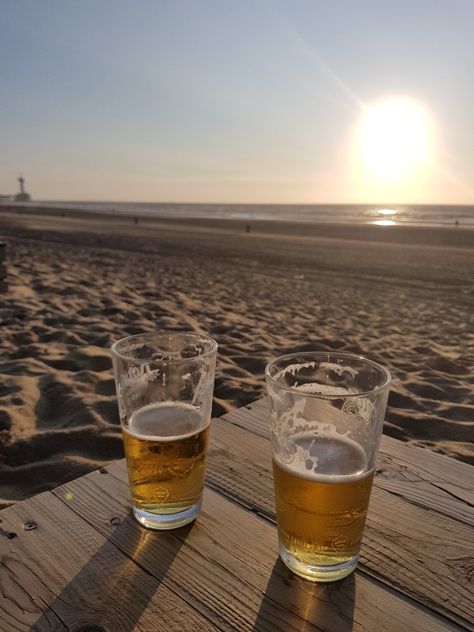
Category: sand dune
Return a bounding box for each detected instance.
[0,210,473,506]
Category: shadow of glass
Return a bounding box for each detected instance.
[32,512,194,631]
[253,559,356,632]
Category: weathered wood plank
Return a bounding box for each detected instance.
[204,412,474,629]
[377,434,474,510]
[222,398,474,527]
[0,490,219,631]
[53,462,458,632]
[220,399,269,437]
[1,399,472,631]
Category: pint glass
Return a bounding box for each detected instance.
[111,332,217,530]
[266,352,391,581]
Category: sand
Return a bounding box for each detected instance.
[0,207,473,507]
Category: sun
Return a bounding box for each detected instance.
[357,97,434,182]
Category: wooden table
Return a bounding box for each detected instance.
[1,399,473,631]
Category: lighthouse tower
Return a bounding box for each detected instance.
[15,176,31,202]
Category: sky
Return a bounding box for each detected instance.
[1,0,473,204]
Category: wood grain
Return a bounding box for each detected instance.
[221,398,474,526]
[210,404,474,629]
[52,462,457,632]
[0,489,218,631]
[1,399,472,631]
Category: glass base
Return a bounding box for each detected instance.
[279,543,359,582]
[132,500,201,530]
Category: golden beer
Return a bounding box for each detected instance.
[273,434,374,577]
[123,402,209,518]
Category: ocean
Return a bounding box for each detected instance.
[2,201,474,228]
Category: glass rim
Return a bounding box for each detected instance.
[265,351,391,399]
[110,331,218,365]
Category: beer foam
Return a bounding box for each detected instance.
[272,361,358,397]
[273,361,316,382]
[320,362,358,378]
[294,383,352,396]
[125,401,208,442]
[274,433,369,483]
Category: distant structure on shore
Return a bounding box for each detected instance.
[0,176,32,202]
[15,176,31,202]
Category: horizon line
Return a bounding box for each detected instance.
[4,198,474,208]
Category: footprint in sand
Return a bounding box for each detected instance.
[405,381,447,401]
[69,350,112,372]
[3,429,123,468]
[388,390,425,411]
[35,375,100,429]
[0,410,11,431]
[232,355,269,374]
[93,400,120,425]
[428,356,469,376]
[95,378,116,396]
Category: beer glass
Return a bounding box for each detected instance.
[266,352,391,582]
[111,332,217,530]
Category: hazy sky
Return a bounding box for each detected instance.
[1,0,473,204]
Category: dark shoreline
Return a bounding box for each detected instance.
[1,203,473,249]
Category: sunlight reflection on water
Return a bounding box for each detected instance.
[372,219,397,226]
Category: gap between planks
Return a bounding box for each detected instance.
[221,398,474,526]
[54,464,464,632]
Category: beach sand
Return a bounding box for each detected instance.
[0,207,473,507]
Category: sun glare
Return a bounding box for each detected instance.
[357,98,434,182]
[373,219,396,226]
